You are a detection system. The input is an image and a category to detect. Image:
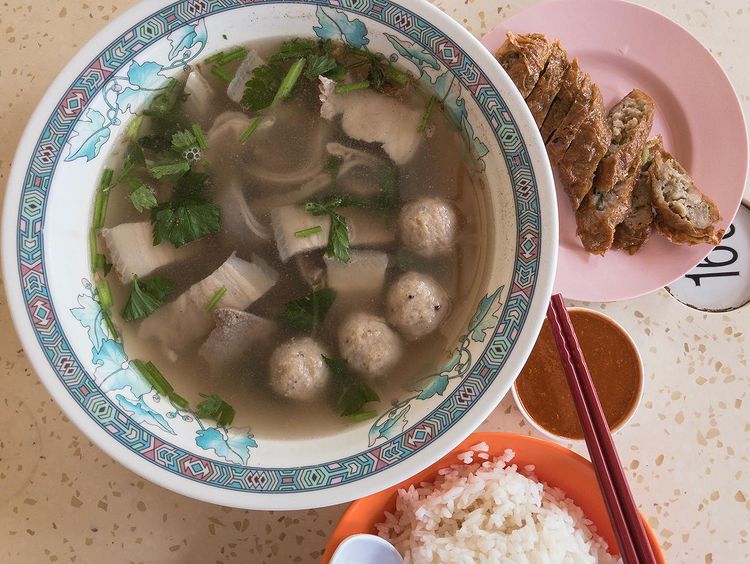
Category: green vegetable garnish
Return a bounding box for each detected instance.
[278,288,337,332]
[171,129,198,149]
[294,225,323,238]
[151,171,221,247]
[272,58,306,105]
[132,359,173,395]
[122,275,173,321]
[93,253,109,273]
[205,286,227,311]
[324,155,343,181]
[128,184,158,213]
[327,212,350,263]
[271,38,318,61]
[239,116,263,144]
[93,168,114,229]
[217,46,247,65]
[304,195,351,263]
[210,65,232,83]
[147,160,191,180]
[418,95,437,133]
[126,115,144,140]
[101,309,119,341]
[322,356,380,418]
[304,53,339,80]
[204,51,226,65]
[96,280,113,310]
[89,227,99,271]
[167,391,190,410]
[334,80,370,94]
[241,64,286,112]
[346,410,378,422]
[192,123,207,149]
[196,393,235,426]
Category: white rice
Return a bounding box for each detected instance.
[376,444,621,564]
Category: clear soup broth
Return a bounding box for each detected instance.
[100,37,489,438]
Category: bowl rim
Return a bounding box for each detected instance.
[321,431,664,563]
[1,0,558,509]
[511,306,645,443]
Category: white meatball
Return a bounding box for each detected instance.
[398,197,459,257]
[269,337,330,401]
[338,312,402,378]
[386,272,449,341]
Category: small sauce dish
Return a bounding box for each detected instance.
[512,307,644,442]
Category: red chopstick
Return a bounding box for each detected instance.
[546,294,656,564]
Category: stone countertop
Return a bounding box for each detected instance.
[0,1,748,562]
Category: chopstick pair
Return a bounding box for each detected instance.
[546,294,657,564]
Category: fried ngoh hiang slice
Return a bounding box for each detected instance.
[557,84,611,210]
[495,32,554,98]
[540,58,584,143]
[576,161,639,255]
[525,42,569,128]
[545,72,594,165]
[649,144,724,245]
[613,137,661,254]
[594,89,656,192]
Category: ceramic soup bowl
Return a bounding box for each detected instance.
[2,0,557,509]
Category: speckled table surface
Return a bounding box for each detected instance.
[1,1,748,563]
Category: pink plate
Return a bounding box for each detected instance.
[482,0,748,302]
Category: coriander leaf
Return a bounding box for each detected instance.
[152,199,220,247]
[196,393,236,426]
[241,63,285,112]
[171,129,197,149]
[304,194,344,215]
[122,275,173,321]
[175,170,210,200]
[152,171,220,247]
[327,212,350,263]
[324,155,343,180]
[304,53,338,80]
[129,184,158,213]
[148,160,191,180]
[323,355,380,417]
[138,134,172,153]
[375,166,400,209]
[271,38,318,61]
[278,288,336,332]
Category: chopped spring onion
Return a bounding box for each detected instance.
[93,253,108,272]
[218,47,248,65]
[132,359,173,396]
[167,391,190,410]
[239,116,263,144]
[206,286,227,311]
[196,393,236,426]
[294,225,323,238]
[192,123,207,149]
[126,115,144,141]
[89,227,99,270]
[334,80,370,94]
[272,58,306,105]
[96,280,113,310]
[101,309,119,340]
[346,410,377,422]
[93,168,114,229]
[418,95,437,133]
[204,51,225,65]
[210,65,232,83]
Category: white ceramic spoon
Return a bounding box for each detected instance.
[330,533,403,564]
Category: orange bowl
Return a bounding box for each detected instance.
[322,432,664,563]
